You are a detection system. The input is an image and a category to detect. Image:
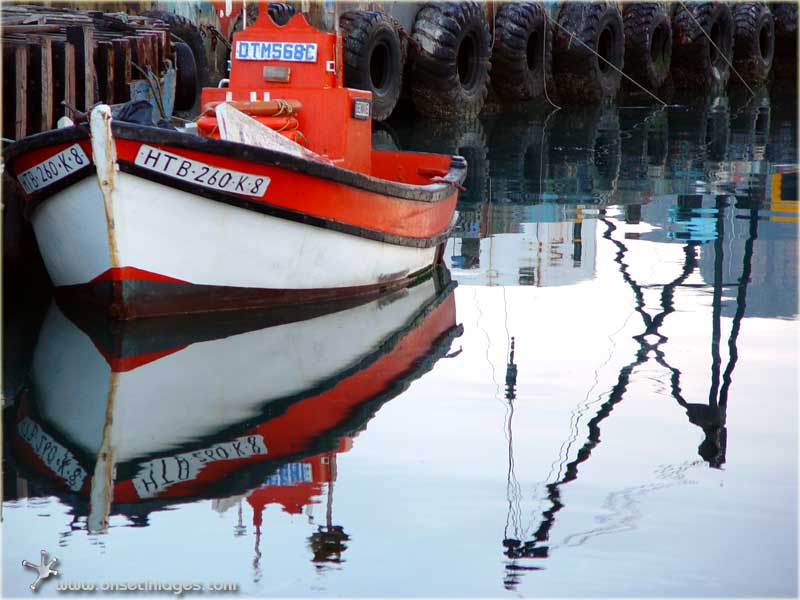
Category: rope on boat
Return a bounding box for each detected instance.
[274,117,299,132]
[429,176,466,191]
[272,98,294,116]
[294,130,309,146]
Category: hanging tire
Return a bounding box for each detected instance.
[340,11,404,121]
[592,107,621,193]
[645,106,669,167]
[704,96,730,163]
[490,2,555,103]
[548,107,601,200]
[729,84,771,151]
[732,3,775,83]
[771,2,797,79]
[671,2,734,92]
[772,1,798,36]
[173,42,198,112]
[488,110,550,201]
[409,118,488,204]
[229,2,296,43]
[622,3,672,91]
[267,2,296,25]
[618,105,668,185]
[372,120,401,151]
[410,2,491,120]
[552,2,625,104]
[141,11,208,112]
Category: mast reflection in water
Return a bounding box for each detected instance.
[389,89,796,594]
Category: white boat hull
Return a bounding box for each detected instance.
[32,171,437,291]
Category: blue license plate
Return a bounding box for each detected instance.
[235,41,318,63]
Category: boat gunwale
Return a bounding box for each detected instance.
[112,121,467,202]
[2,124,90,161]
[4,124,464,246]
[3,126,96,219]
[3,121,468,204]
[114,159,459,248]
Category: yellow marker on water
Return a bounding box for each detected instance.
[770,170,798,223]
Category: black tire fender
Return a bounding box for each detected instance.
[671,2,735,92]
[340,11,404,121]
[618,105,666,184]
[548,108,601,201]
[141,10,208,112]
[173,42,198,112]
[491,1,555,103]
[410,1,492,120]
[229,3,296,44]
[732,3,775,84]
[622,2,673,90]
[487,112,550,201]
[770,2,797,79]
[267,2,296,26]
[372,120,401,151]
[549,107,620,196]
[552,2,625,104]
[704,96,731,163]
[729,84,771,149]
[409,118,488,203]
[771,1,798,37]
[592,107,621,193]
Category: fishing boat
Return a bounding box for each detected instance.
[3,10,466,319]
[10,268,460,526]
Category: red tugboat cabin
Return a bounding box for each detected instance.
[198,10,373,173]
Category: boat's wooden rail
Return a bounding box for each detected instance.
[1,4,174,140]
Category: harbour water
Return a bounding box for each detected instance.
[3,90,797,597]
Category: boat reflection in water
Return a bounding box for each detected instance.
[10,267,462,558]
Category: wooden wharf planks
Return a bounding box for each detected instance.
[1,5,176,139]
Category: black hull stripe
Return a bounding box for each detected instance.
[118,160,456,249]
[1,126,94,219]
[112,121,468,203]
[2,125,90,161]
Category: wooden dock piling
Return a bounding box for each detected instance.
[1,4,175,140]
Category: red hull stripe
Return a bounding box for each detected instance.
[111,126,461,241]
[119,160,457,249]
[64,266,436,320]
[91,266,189,284]
[91,340,190,372]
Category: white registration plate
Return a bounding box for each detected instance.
[132,434,268,499]
[134,144,269,197]
[235,40,318,62]
[17,143,90,194]
[17,417,88,492]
